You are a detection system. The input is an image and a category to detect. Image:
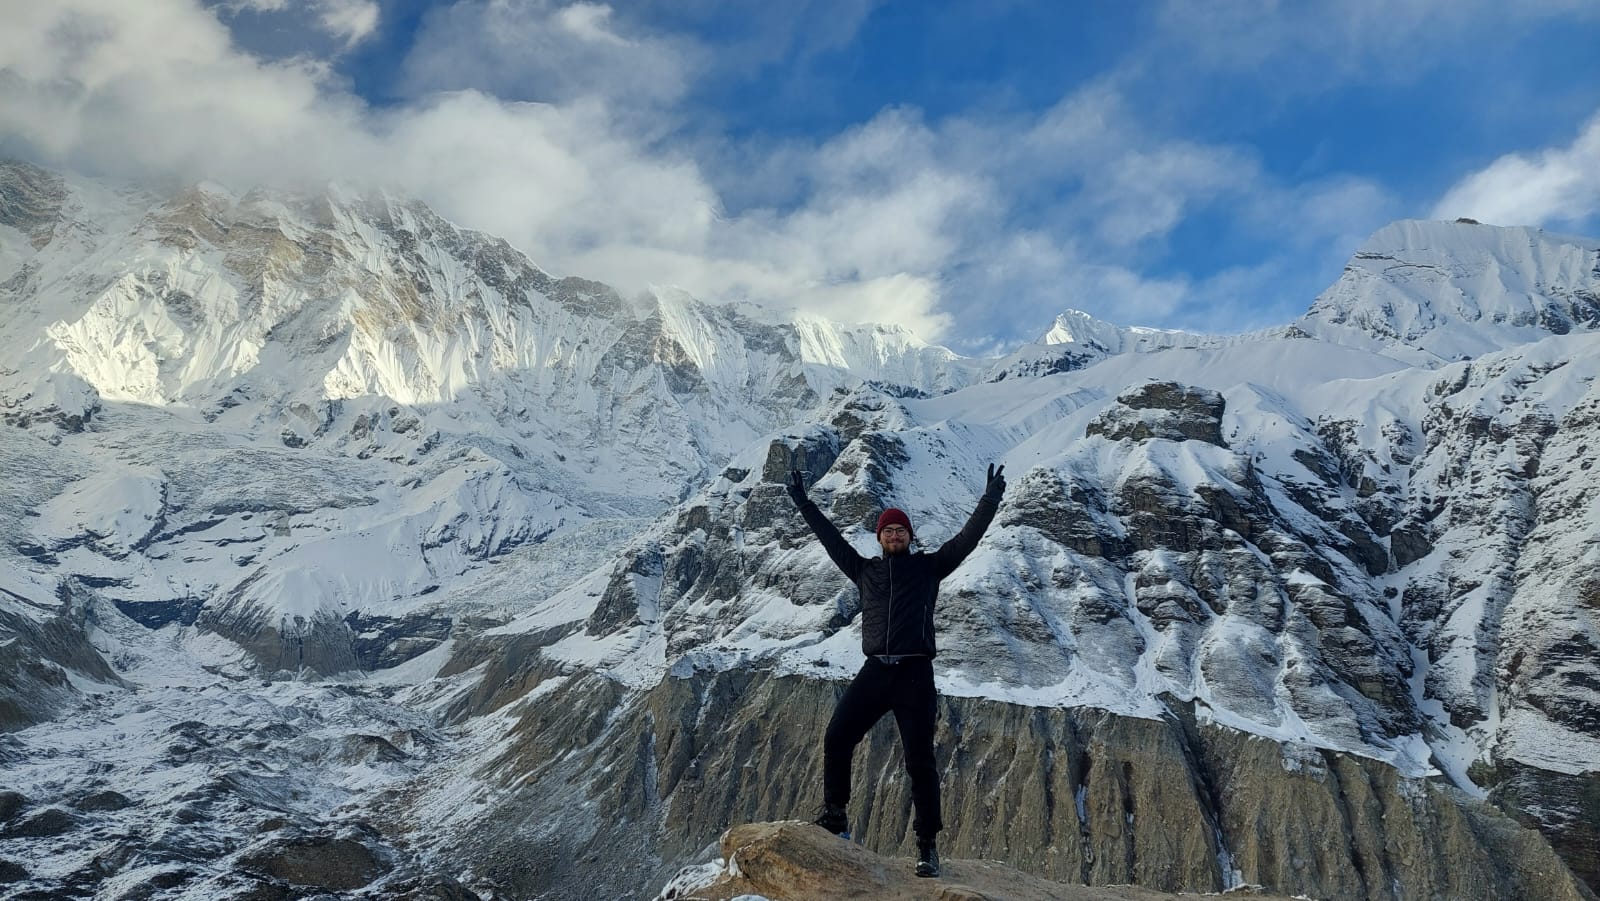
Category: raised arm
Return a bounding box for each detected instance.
[931,464,1006,579]
[788,470,864,581]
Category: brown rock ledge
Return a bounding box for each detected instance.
[664,821,1295,901]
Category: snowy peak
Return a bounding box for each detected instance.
[1300,219,1600,365]
[985,309,1228,382]
[996,221,1600,384]
[1040,309,1128,350]
[0,165,979,422]
[1039,308,1208,354]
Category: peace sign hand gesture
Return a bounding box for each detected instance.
[984,463,1006,501]
[787,470,809,506]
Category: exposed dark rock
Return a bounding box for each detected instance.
[1491,761,1600,892]
[0,859,27,883]
[1334,515,1390,576]
[113,596,207,628]
[439,632,575,719]
[89,840,139,877]
[196,603,359,677]
[0,790,26,822]
[1,806,76,838]
[344,610,454,670]
[587,547,664,635]
[1117,473,1221,554]
[239,833,391,891]
[75,789,132,812]
[827,392,906,445]
[1193,479,1266,543]
[1390,516,1435,567]
[336,734,408,765]
[999,468,1130,559]
[988,346,1105,382]
[1087,382,1226,445]
[760,433,842,498]
[0,160,66,246]
[213,877,298,900]
[374,874,483,900]
[0,584,125,730]
[171,803,211,824]
[107,867,196,900]
[596,312,707,394]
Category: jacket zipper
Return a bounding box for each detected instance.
[886,555,895,656]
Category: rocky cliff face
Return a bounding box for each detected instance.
[395,656,1589,901]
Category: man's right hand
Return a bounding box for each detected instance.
[786,470,809,506]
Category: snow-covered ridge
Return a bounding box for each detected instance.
[1041,308,1219,353]
[1299,218,1600,365]
[0,165,979,418]
[989,308,1308,383]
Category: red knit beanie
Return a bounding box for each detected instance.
[876,508,913,536]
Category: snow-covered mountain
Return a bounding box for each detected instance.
[3,160,1599,900]
[0,159,981,674]
[1300,218,1600,364]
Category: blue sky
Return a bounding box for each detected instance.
[3,1,1599,354]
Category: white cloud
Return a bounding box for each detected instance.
[0,0,365,178]
[380,92,720,259]
[1430,113,1600,228]
[224,0,292,11]
[399,0,695,109]
[316,0,379,47]
[220,0,379,48]
[553,3,626,45]
[0,0,970,337]
[5,0,1576,353]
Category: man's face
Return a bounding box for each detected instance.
[878,524,910,554]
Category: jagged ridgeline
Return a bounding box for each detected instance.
[1,160,1598,900]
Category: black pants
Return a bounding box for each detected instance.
[822,656,942,839]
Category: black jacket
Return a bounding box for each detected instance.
[796,495,999,657]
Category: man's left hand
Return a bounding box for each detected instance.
[984,463,1006,501]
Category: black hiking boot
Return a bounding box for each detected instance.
[812,803,849,839]
[915,838,940,878]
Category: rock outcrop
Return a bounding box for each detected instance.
[0,582,124,731]
[1085,381,1226,446]
[659,820,1283,900]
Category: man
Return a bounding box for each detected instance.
[786,463,1006,879]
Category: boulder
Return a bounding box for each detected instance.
[75,789,133,812]
[0,790,26,822]
[0,806,76,838]
[238,833,390,891]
